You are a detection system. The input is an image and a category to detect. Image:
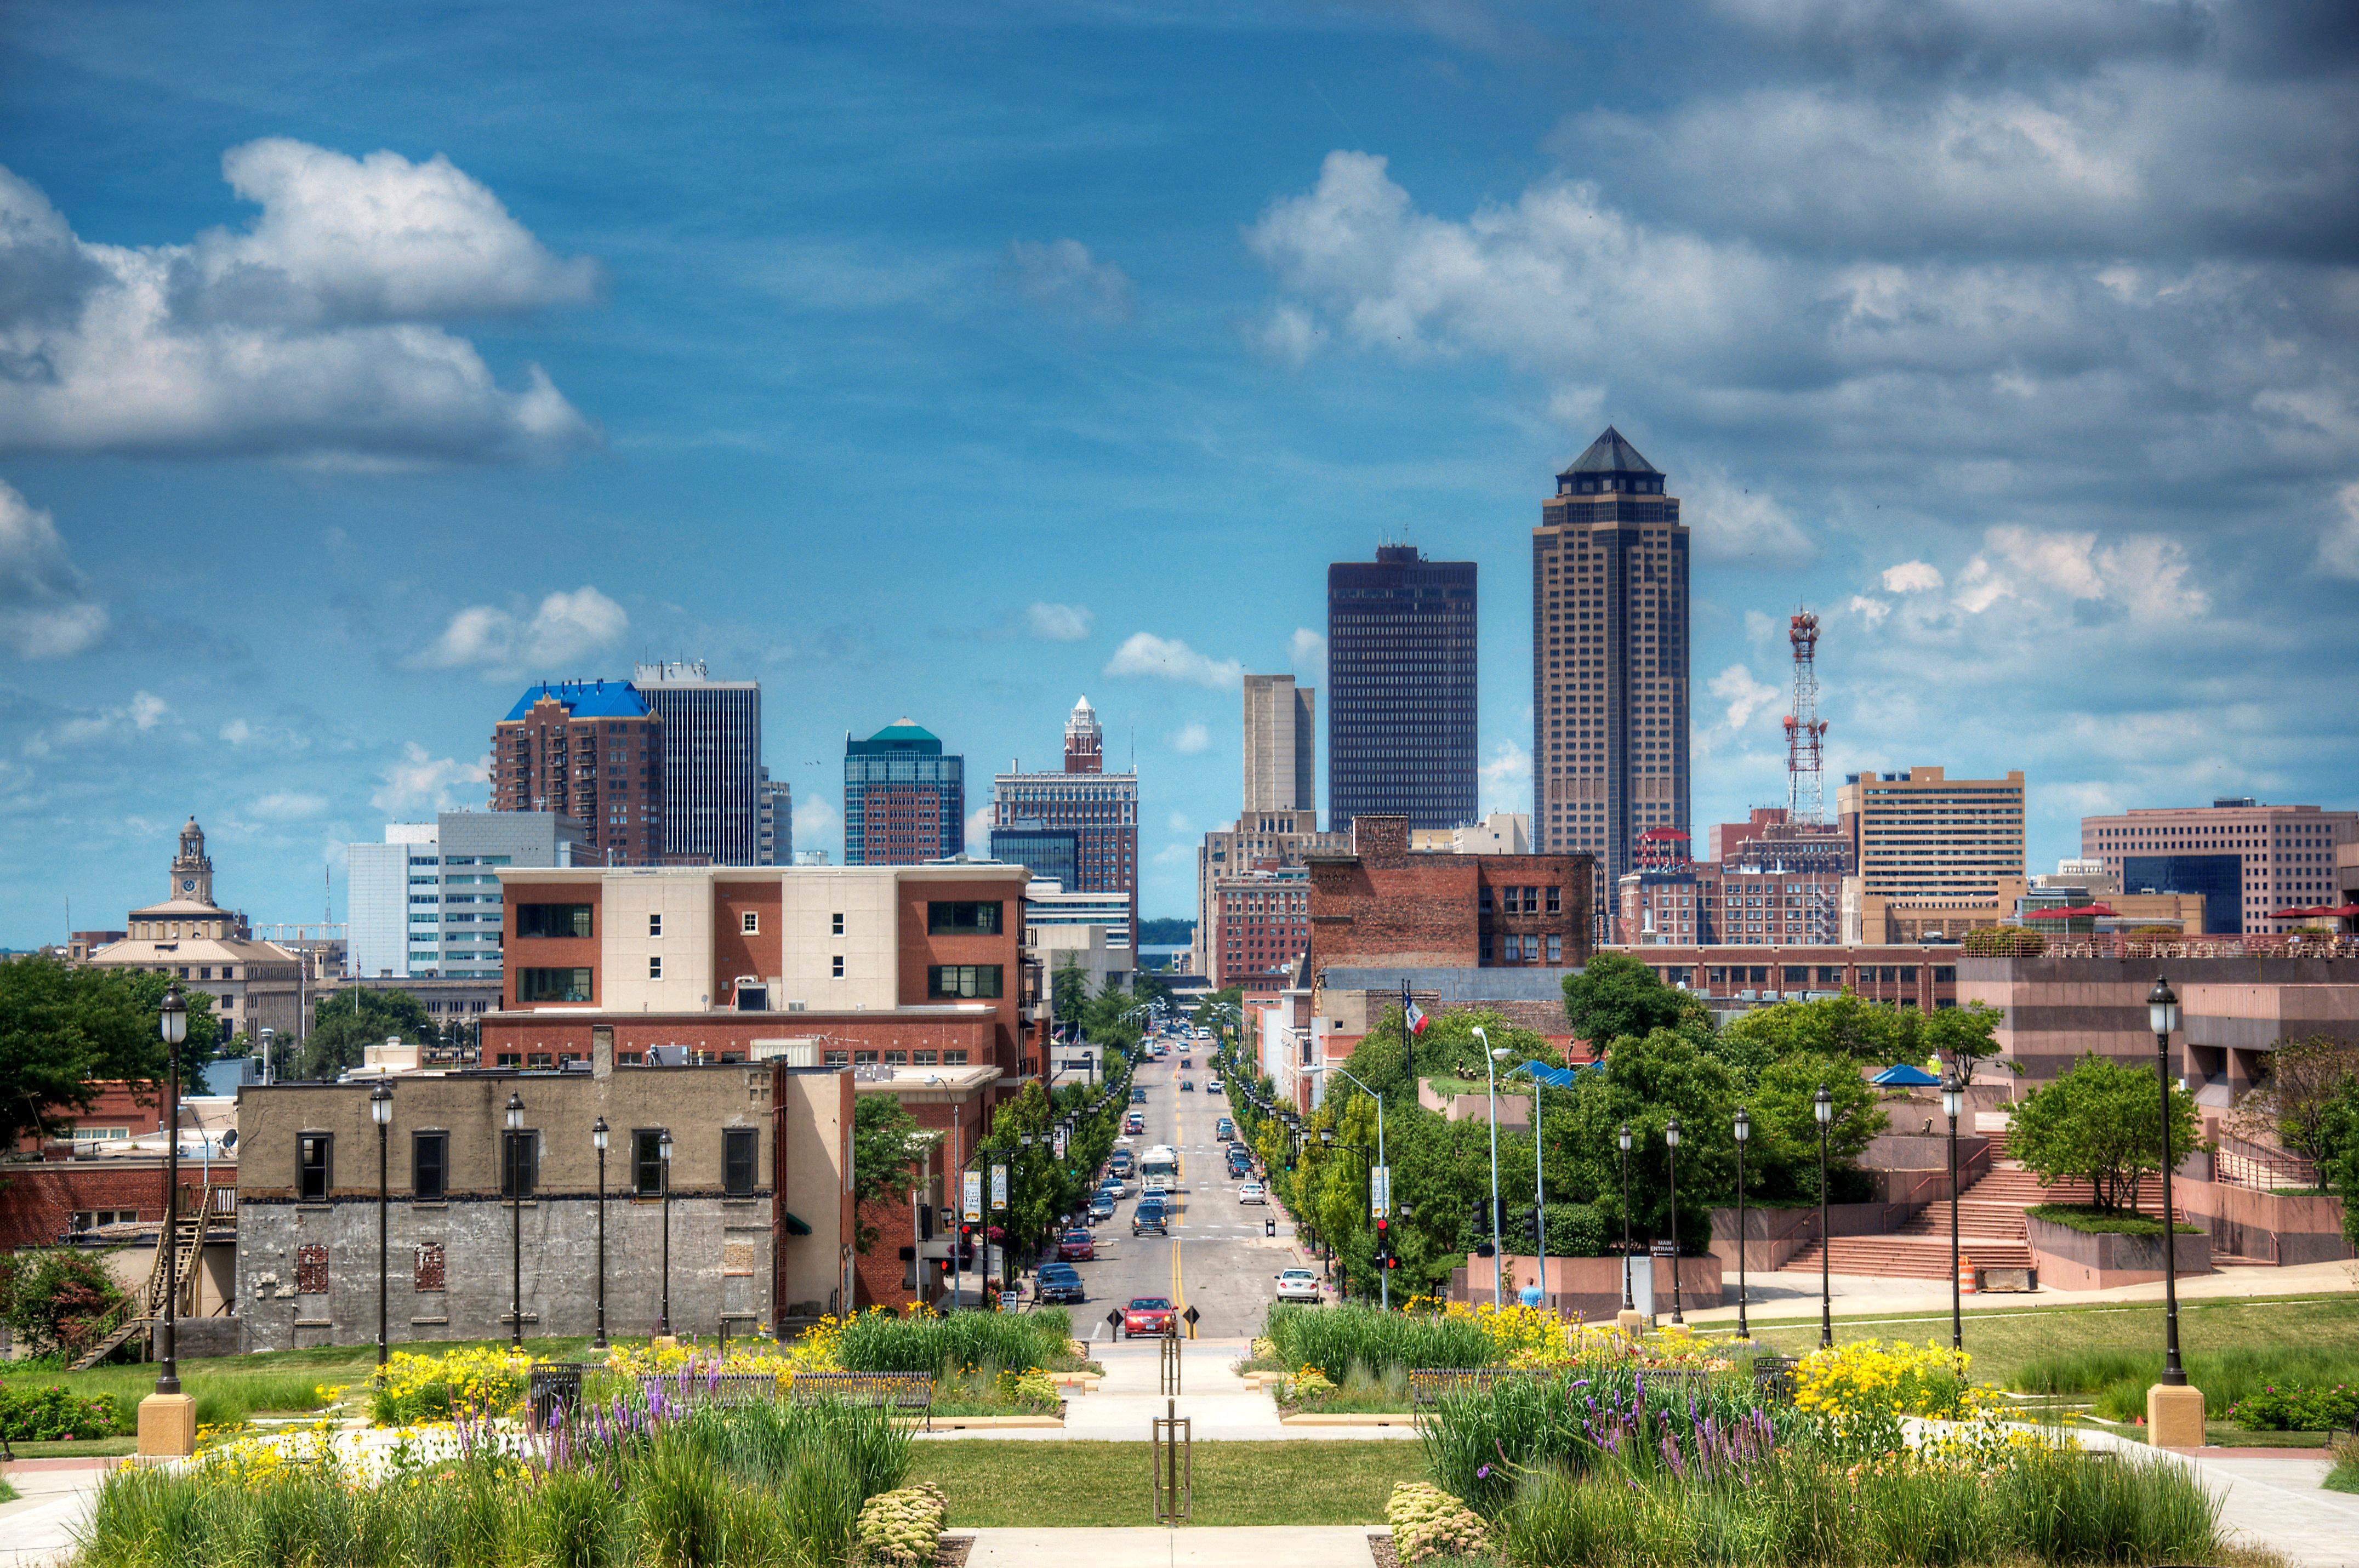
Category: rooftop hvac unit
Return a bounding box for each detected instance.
[787,1000,807,1012]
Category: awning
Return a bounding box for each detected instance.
[2026,904,2119,920]
[1521,1058,1603,1087]
[1871,1063,1942,1087]
[780,1211,813,1236]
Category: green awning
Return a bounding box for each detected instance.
[781,1211,813,1236]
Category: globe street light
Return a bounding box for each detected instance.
[1731,1105,1750,1341]
[1663,1117,1684,1325]
[506,1092,526,1348]
[657,1128,675,1337]
[1616,1122,1635,1318]
[1940,1073,1964,1352]
[156,984,187,1390]
[591,1116,610,1351]
[371,1082,392,1367]
[1473,1027,1505,1308]
[1813,1084,1834,1349]
[2148,978,2192,1426]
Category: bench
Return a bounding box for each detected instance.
[639,1371,786,1411]
[787,1371,937,1429]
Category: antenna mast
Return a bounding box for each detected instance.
[1784,607,1827,825]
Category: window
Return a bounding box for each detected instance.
[832,955,845,978]
[741,910,760,934]
[516,904,592,939]
[943,1049,969,1065]
[517,967,592,1002]
[648,956,663,980]
[1547,934,1563,964]
[928,901,1003,934]
[1480,934,1495,963]
[297,1132,332,1201]
[648,913,663,938]
[927,964,1003,999]
[1478,886,1495,914]
[634,1130,666,1196]
[1934,966,1956,982]
[502,1131,539,1199]
[723,1128,758,1196]
[1546,885,1562,914]
[831,913,845,936]
[412,1132,447,1200]
[71,1209,138,1231]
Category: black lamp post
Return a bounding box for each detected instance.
[155,984,187,1397]
[2149,977,2186,1385]
[1813,1084,1833,1349]
[591,1116,609,1350]
[1616,1122,1634,1313]
[505,1091,525,1348]
[657,1128,674,1336]
[1731,1104,1750,1340]
[371,1081,392,1366]
[1940,1073,1964,1352]
[1663,1117,1683,1325]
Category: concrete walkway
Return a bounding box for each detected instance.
[0,1458,109,1568]
[963,1526,1378,1566]
[1684,1254,2359,1327]
[2058,1426,2359,1568]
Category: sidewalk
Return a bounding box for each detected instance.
[963,1526,1378,1565]
[0,1458,111,1568]
[1682,1254,2359,1327]
[2060,1426,2359,1568]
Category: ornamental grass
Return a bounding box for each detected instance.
[829,1304,1076,1377]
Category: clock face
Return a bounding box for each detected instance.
[180,878,195,892]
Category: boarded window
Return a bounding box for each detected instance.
[295,1244,329,1295]
[723,1128,758,1197]
[722,1240,756,1278]
[413,1242,446,1292]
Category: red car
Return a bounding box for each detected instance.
[1122,1297,1177,1337]
[1057,1228,1095,1262]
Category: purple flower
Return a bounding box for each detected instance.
[1477,1465,1492,1479]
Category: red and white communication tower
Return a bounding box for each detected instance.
[1783,608,1828,825]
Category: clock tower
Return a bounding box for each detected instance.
[171,815,215,906]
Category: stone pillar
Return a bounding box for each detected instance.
[2147,1384,2205,1449]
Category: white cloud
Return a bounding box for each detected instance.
[1846,594,1891,627]
[1744,609,1776,643]
[1288,626,1327,680]
[1025,601,1094,641]
[0,142,598,464]
[1708,664,1780,731]
[248,790,327,820]
[1170,721,1211,755]
[965,801,996,850]
[369,742,486,814]
[1004,239,1135,326]
[1952,526,2207,621]
[1683,470,1817,566]
[1478,738,1531,814]
[127,692,167,729]
[1247,302,1327,367]
[2322,483,2359,580]
[0,479,107,658]
[793,792,840,852]
[219,719,253,745]
[1166,810,1193,835]
[416,586,628,676]
[1882,560,1944,592]
[1103,632,1244,689]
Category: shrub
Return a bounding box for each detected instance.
[0,1380,125,1440]
[2227,1382,2359,1432]
[2024,1203,2204,1237]
[1388,1481,1491,1564]
[853,1482,947,1567]
[1962,927,2045,957]
[0,1249,130,1360]
[1264,1301,1508,1375]
[831,1304,1074,1375]
[369,1346,529,1426]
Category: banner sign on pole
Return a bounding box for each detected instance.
[962,1170,983,1224]
[1370,1164,1392,1219]
[991,1164,1009,1211]
[1052,1124,1068,1160]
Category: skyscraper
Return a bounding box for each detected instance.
[990,697,1139,939]
[1326,545,1477,833]
[492,680,664,865]
[634,662,761,865]
[1532,427,1691,931]
[755,767,791,866]
[844,719,964,865]
[348,811,585,979]
[1242,674,1316,814]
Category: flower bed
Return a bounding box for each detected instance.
[0,1380,123,1441]
[2227,1381,2359,1432]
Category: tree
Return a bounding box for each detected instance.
[0,957,222,1148]
[1562,953,1708,1045]
[295,987,435,1080]
[1921,1001,2010,1083]
[1744,1053,1887,1202]
[2227,1036,2359,1191]
[0,1248,130,1360]
[1716,994,1920,1081]
[1410,1008,1561,1083]
[1547,1027,1737,1251]
[1051,957,1090,1033]
[2010,1054,2200,1213]
[2317,1079,2359,1247]
[851,1094,924,1253]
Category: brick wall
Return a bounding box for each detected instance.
[0,1162,220,1250]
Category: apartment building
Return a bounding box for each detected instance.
[1619,862,1843,946]
[1838,767,2027,943]
[2079,798,2359,936]
[492,681,665,866]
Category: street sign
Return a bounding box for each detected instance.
[1181,1304,1200,1326]
[1104,1307,1124,1332]
[990,1164,1008,1212]
[1369,1164,1392,1219]
[962,1171,983,1224]
[1649,1240,1677,1258]
[999,1289,1021,1312]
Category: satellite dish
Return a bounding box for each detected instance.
[220,1128,238,1151]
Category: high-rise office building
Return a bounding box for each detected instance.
[1836,766,2027,942]
[633,662,760,865]
[844,719,964,865]
[990,697,1139,938]
[1532,427,1691,933]
[1243,674,1316,814]
[347,811,585,979]
[492,681,664,865]
[1327,545,1477,833]
[755,767,791,866]
[2080,798,2358,936]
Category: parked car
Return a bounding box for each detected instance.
[1208,1079,1223,1095]
[1087,1194,1116,1222]
[1131,1087,1148,1104]
[1057,1228,1096,1262]
[1227,1153,1253,1179]
[1035,1263,1085,1304]
[1215,1117,1234,1141]
[1122,1297,1177,1337]
[1237,1181,1267,1205]
[1132,1202,1169,1236]
[1274,1268,1322,1302]
[1097,1174,1130,1200]
[1108,1150,1135,1177]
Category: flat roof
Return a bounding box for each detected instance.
[495,863,1028,885]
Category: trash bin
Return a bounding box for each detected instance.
[528,1362,583,1428]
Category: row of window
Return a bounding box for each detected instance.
[295,1126,759,1203]
[515,962,1006,1003]
[1478,885,1565,915]
[514,900,1004,943]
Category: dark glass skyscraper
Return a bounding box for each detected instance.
[1326,545,1478,833]
[635,662,761,865]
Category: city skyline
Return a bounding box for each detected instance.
[4,2,2357,944]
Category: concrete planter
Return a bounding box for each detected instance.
[2025,1215,2212,1290]
[2176,1179,2357,1267]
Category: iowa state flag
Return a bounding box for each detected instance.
[1402,981,1430,1036]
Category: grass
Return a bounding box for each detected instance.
[2024,1202,2205,1236]
[909,1440,1428,1525]
[5,1436,138,1458]
[2327,1436,2359,1495]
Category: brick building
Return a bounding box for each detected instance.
[1620,862,1843,946]
[492,682,665,866]
[847,1065,1000,1311]
[1191,673,1351,978]
[2079,799,2359,937]
[1609,944,1963,1014]
[1206,865,1311,996]
[1308,815,1593,971]
[989,698,1138,942]
[844,720,965,865]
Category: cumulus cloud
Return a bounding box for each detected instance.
[1882,560,1944,592]
[248,790,327,820]
[1289,626,1327,682]
[1954,526,2208,622]
[415,586,628,676]
[0,141,598,464]
[793,792,840,853]
[965,801,996,849]
[1170,721,1211,755]
[1708,664,1780,731]
[1025,601,1094,641]
[22,690,169,756]
[0,479,106,657]
[2318,482,2359,579]
[1683,470,1817,566]
[1004,239,1135,325]
[1847,594,1891,628]
[1478,738,1531,814]
[370,742,486,814]
[1103,632,1244,689]
[1247,302,1327,367]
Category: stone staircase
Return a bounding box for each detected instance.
[1779,1160,2180,1281]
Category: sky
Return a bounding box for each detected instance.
[2,0,2356,945]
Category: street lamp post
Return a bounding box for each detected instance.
[505,1092,525,1348]
[1505,1060,1548,1313]
[1813,1084,1833,1349]
[591,1117,609,1350]
[136,985,193,1457]
[1474,1028,1505,1308]
[371,1082,392,1366]
[2144,976,2205,1444]
[1940,1074,1963,1352]
[1731,1105,1750,1341]
[1663,1117,1684,1325]
[1331,1064,1389,1310]
[658,1128,674,1337]
[1616,1123,1635,1321]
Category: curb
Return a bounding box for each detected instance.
[1278,1412,1417,1427]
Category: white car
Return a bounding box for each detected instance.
[1274,1268,1322,1302]
[1141,1183,1170,1208]
[1237,1181,1267,1205]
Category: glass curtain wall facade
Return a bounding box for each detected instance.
[633,663,761,866]
[844,720,965,865]
[1326,546,1477,833]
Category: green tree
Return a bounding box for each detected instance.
[1050,957,1090,1034]
[1409,1007,1560,1084]
[1922,1000,2011,1083]
[1548,1027,1737,1252]
[2317,1079,2359,1247]
[1743,1053,1888,1202]
[296,987,435,1080]
[1716,994,1921,1080]
[2010,1054,2200,1213]
[1562,953,1708,1045]
[0,957,221,1148]
[851,1094,924,1253]
[2227,1036,2359,1191]
[0,1248,130,1360]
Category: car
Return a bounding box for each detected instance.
[1215,1117,1234,1141]
[1274,1268,1322,1302]
[1097,1174,1130,1199]
[1057,1228,1096,1262]
[1180,1057,1192,1069]
[1208,1079,1223,1095]
[1131,1087,1148,1104]
[1238,1181,1267,1205]
[1132,1203,1169,1236]
[1124,1113,1146,1134]
[1087,1194,1116,1222]
[1180,1079,1195,1092]
[1035,1263,1085,1304]
[1139,1182,1170,1207]
[1122,1296,1177,1337]
[1108,1151,1134,1177]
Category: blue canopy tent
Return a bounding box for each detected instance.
[1870,1063,1942,1087]
[1519,1059,1604,1088]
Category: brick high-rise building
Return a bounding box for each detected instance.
[1327,545,1477,834]
[2080,798,2358,936]
[634,662,761,866]
[844,720,964,866]
[493,681,664,866]
[1532,427,1691,937]
[990,697,1138,939]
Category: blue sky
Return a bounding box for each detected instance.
[3,0,2355,944]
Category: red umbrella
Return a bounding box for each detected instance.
[2027,904,2120,920]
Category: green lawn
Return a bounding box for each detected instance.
[911,1440,1427,1526]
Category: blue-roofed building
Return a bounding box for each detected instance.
[493,678,664,865]
[844,719,963,865]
